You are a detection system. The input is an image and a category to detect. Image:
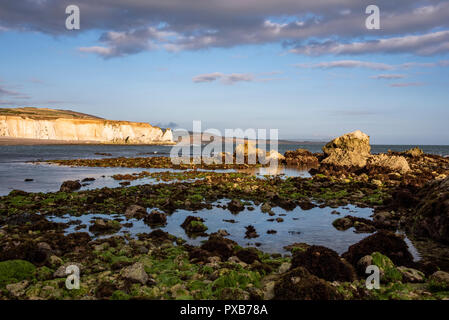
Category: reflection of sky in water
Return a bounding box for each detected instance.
[0,144,312,195]
[47,202,420,259]
[0,162,309,196]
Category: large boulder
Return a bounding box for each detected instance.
[200,235,237,260]
[321,130,371,167]
[342,231,414,268]
[291,245,356,282]
[367,154,410,174]
[323,130,371,155]
[273,267,341,300]
[429,271,449,290]
[406,177,449,243]
[59,180,81,192]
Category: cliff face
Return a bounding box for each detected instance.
[0,115,173,144]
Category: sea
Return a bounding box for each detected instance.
[0,143,448,196]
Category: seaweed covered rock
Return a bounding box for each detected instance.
[406,177,449,243]
[227,199,244,213]
[181,216,208,235]
[273,267,341,300]
[59,180,81,192]
[125,205,147,219]
[89,219,121,235]
[291,245,356,282]
[284,149,319,167]
[144,210,167,226]
[0,240,51,265]
[342,231,413,268]
[244,225,259,239]
[332,216,376,233]
[0,260,36,288]
[362,252,403,284]
[236,248,260,264]
[145,229,175,244]
[429,271,449,290]
[201,235,237,260]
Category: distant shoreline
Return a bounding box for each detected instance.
[0,137,175,146]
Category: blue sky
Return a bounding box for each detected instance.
[1,1,449,144]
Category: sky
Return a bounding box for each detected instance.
[0,0,448,144]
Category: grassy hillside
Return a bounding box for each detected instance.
[0,107,103,120]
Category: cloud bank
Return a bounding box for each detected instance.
[1,1,449,58]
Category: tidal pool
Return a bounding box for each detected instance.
[47,202,420,258]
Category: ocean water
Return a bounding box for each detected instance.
[0,144,448,196]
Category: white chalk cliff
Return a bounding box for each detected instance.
[0,115,174,144]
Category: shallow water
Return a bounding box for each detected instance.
[47,202,421,258]
[2,143,448,195]
[0,162,309,196]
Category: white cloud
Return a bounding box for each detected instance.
[192,72,224,83]
[290,30,449,56]
[371,74,406,80]
[192,72,254,85]
[390,82,424,88]
[295,60,394,70]
[79,46,114,57]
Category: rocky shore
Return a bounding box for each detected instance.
[1,131,449,300]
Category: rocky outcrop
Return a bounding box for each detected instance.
[59,180,81,192]
[405,147,424,158]
[406,177,449,243]
[234,141,283,163]
[235,141,263,159]
[284,149,319,167]
[342,231,414,268]
[320,130,410,173]
[291,245,356,282]
[273,267,342,300]
[0,114,173,144]
[322,130,371,167]
[367,154,411,174]
[323,130,371,155]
